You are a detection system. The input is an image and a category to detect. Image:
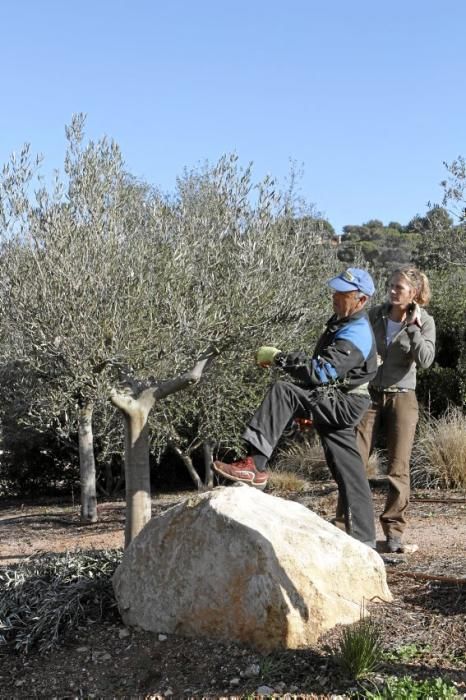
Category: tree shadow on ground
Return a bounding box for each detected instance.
[404,581,466,616]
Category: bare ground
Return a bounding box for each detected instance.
[0,482,465,699]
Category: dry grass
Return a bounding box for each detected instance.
[273,438,329,481]
[366,448,385,478]
[274,437,385,483]
[268,470,308,492]
[270,407,466,491]
[412,407,466,488]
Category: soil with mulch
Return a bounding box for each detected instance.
[0,482,465,698]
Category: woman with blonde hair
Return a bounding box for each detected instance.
[347,266,436,553]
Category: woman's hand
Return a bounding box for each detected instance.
[406,302,422,328]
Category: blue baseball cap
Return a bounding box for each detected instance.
[327,268,375,297]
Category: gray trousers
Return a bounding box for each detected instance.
[243,380,376,546]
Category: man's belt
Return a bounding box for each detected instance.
[371,385,410,394]
[344,383,370,396]
[310,383,370,396]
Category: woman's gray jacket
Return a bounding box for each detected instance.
[368,303,436,390]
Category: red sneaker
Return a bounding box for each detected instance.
[251,468,269,489]
[213,456,269,490]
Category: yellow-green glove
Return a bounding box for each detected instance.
[256,346,281,367]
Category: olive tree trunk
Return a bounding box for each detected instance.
[111,351,214,547]
[78,401,98,523]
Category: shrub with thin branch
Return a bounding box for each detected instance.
[0,550,122,654]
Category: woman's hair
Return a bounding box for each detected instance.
[392,265,432,306]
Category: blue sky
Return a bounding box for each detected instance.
[1,0,465,233]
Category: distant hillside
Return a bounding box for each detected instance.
[335,207,461,274]
[336,218,421,271]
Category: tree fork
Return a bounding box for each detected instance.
[111,349,216,547]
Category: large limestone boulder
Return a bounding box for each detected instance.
[113,484,391,651]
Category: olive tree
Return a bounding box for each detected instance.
[140,156,340,478]
[106,155,340,542]
[0,120,341,544]
[413,158,466,270]
[0,117,174,520]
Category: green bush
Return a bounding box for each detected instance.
[363,675,461,699]
[416,366,464,416]
[334,615,383,679]
[360,241,380,262]
[420,269,466,413]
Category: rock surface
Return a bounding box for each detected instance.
[113,484,392,651]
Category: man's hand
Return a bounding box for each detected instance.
[406,302,422,328]
[256,346,281,367]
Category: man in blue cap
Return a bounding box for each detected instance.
[213,267,378,548]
